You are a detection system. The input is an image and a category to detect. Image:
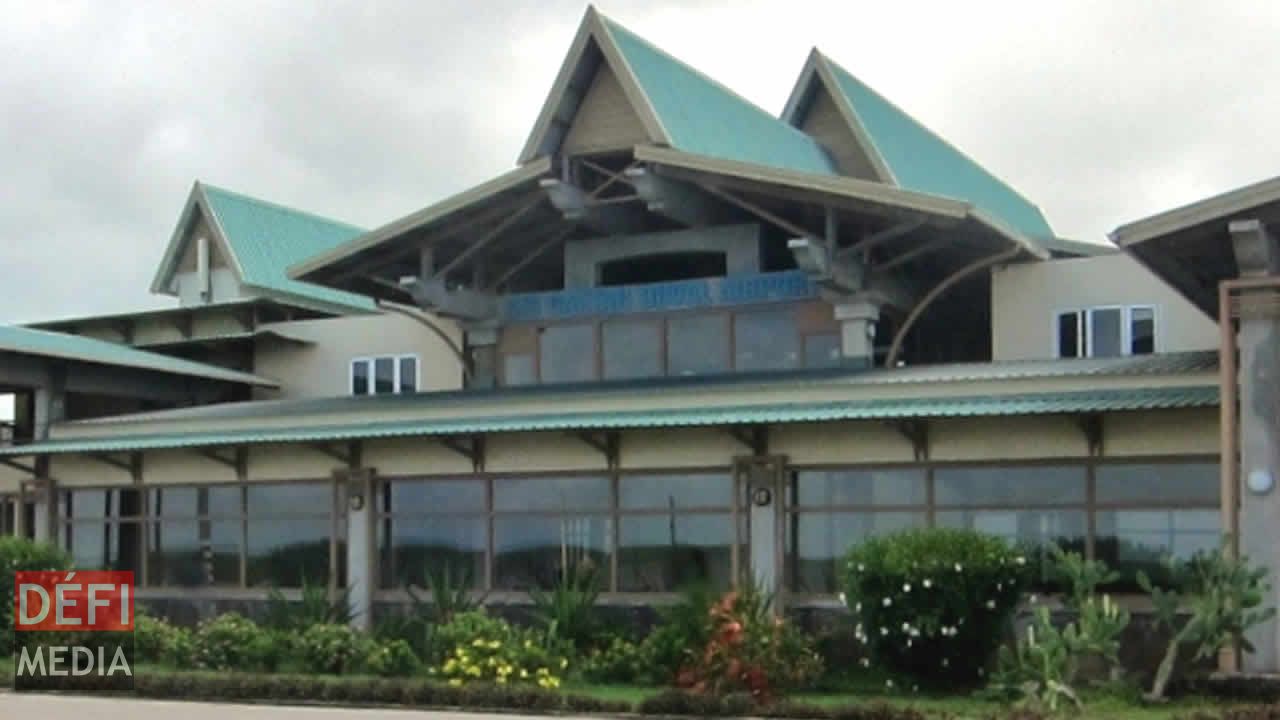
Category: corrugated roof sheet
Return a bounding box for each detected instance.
[0,325,277,387]
[0,386,1217,456]
[821,57,1055,241]
[602,17,837,177]
[200,185,375,312]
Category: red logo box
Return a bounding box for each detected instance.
[14,571,134,632]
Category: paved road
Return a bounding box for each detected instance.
[0,693,597,720]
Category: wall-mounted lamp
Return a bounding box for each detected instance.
[1247,469,1275,496]
[348,492,366,511]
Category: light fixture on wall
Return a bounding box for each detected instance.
[348,491,366,511]
[1247,469,1275,496]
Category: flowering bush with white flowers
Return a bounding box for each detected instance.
[841,528,1031,688]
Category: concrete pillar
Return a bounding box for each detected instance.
[342,468,376,631]
[32,368,66,441]
[834,300,881,369]
[1230,219,1280,671]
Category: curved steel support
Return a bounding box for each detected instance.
[376,300,473,382]
[884,243,1022,368]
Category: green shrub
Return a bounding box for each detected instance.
[638,688,732,716]
[134,611,194,666]
[580,634,645,683]
[191,612,282,671]
[432,610,567,688]
[842,528,1031,688]
[264,579,353,631]
[296,622,366,674]
[1141,540,1276,701]
[529,561,602,652]
[0,536,72,656]
[639,583,716,684]
[675,586,824,702]
[363,637,421,677]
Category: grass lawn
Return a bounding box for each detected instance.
[565,682,1242,720]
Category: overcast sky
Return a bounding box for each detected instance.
[1,0,1278,324]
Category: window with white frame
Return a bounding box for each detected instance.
[350,355,419,395]
[1056,306,1155,359]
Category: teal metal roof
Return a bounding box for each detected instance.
[200,184,375,312]
[0,325,277,387]
[3,386,1215,456]
[603,18,837,177]
[821,57,1054,240]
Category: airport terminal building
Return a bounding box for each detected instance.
[1,7,1276,670]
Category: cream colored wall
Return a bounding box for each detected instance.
[1103,407,1219,456]
[991,253,1218,361]
[145,449,238,485]
[621,428,743,469]
[253,311,463,399]
[50,455,132,487]
[247,444,343,481]
[363,437,473,476]
[561,63,649,155]
[770,421,914,464]
[486,432,606,473]
[931,416,1087,461]
[0,464,28,493]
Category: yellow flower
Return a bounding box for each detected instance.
[559,658,568,669]
[472,638,485,647]
[448,678,462,687]
[488,640,501,650]
[519,669,529,679]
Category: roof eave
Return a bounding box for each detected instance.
[289,157,554,285]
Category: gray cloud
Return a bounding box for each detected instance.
[2,0,1278,323]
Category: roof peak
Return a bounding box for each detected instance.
[196,182,365,234]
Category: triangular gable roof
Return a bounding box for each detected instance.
[520,7,837,176]
[150,183,375,313]
[782,49,1055,241]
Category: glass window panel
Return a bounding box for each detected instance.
[539,324,595,383]
[247,483,332,516]
[493,476,610,512]
[667,314,727,376]
[503,353,536,386]
[618,515,734,592]
[399,356,418,393]
[804,333,842,368]
[148,487,199,518]
[385,478,486,514]
[374,357,396,395]
[246,517,331,587]
[1095,509,1220,587]
[791,469,927,508]
[207,486,242,517]
[934,466,1086,506]
[734,310,800,371]
[147,519,240,587]
[352,359,369,395]
[619,473,733,510]
[936,509,1086,588]
[378,516,486,590]
[60,489,142,520]
[787,512,925,594]
[1095,463,1218,505]
[64,521,142,572]
[494,515,611,590]
[1089,308,1122,358]
[1057,312,1080,358]
[602,319,662,380]
[1,498,14,536]
[1130,307,1155,355]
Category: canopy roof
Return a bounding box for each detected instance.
[1110,175,1280,317]
[3,351,1215,457]
[0,324,278,387]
